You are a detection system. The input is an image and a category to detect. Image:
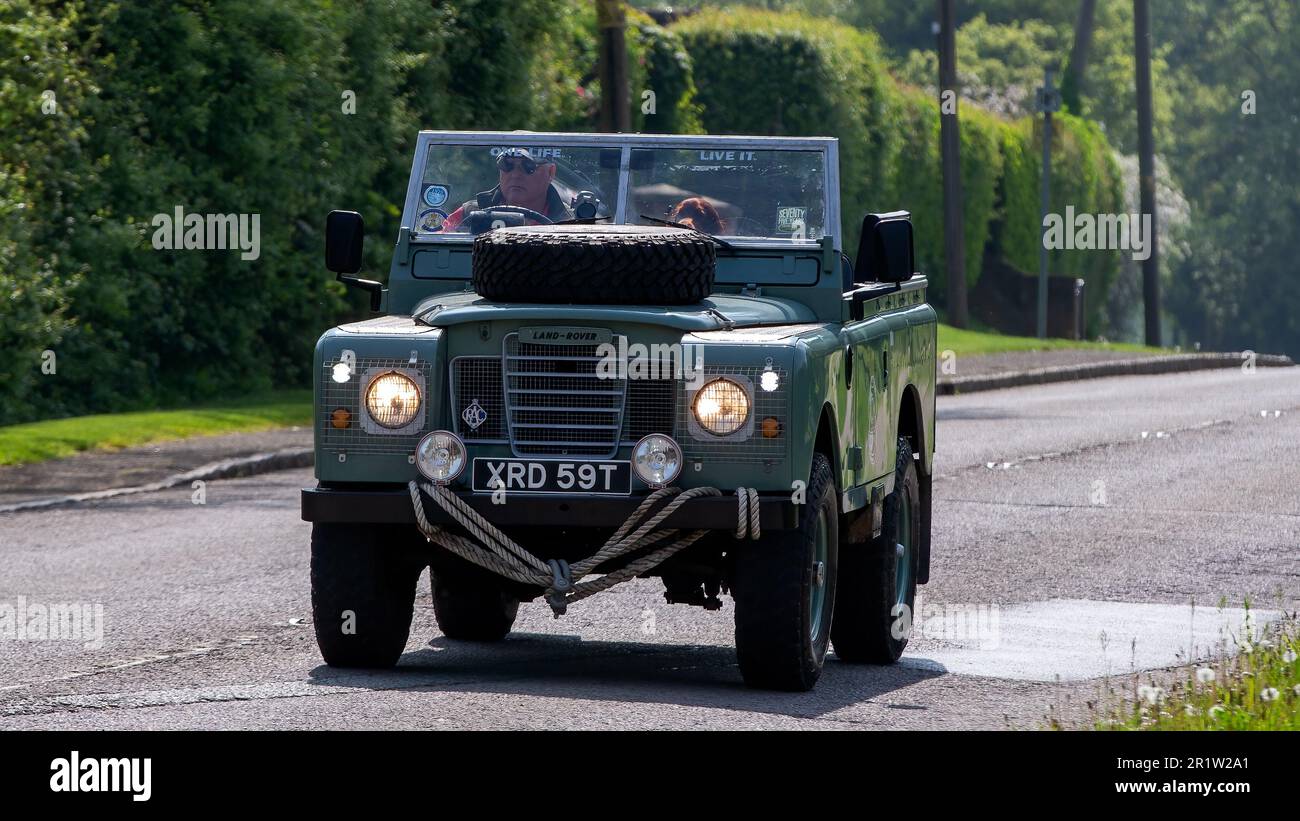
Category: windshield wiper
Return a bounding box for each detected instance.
[638,214,735,252]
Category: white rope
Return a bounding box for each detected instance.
[409,480,763,616]
[735,487,761,540]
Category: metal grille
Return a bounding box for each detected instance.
[678,366,788,464]
[504,333,627,457]
[622,379,677,442]
[451,357,506,441]
[320,357,433,455]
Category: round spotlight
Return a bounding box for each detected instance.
[760,369,780,392]
[632,434,683,489]
[692,378,751,436]
[415,430,466,484]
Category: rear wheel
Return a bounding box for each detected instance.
[831,437,921,663]
[310,524,426,668]
[732,453,838,691]
[430,566,519,641]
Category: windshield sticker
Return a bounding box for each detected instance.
[698,150,757,161]
[416,208,447,233]
[489,147,565,160]
[776,206,807,234]
[423,184,449,208]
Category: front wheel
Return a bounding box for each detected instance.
[732,452,838,691]
[831,437,921,663]
[310,524,426,668]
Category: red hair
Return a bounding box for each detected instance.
[668,197,725,234]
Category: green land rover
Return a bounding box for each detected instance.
[302,131,936,691]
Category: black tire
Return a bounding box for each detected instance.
[310,523,426,668]
[471,224,715,305]
[732,453,839,691]
[430,566,520,641]
[831,437,921,664]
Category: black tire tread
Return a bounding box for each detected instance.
[732,453,838,691]
[831,438,919,664]
[310,524,425,668]
[472,224,715,305]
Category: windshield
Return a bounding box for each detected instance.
[415,144,619,235]
[407,134,835,245]
[628,147,826,240]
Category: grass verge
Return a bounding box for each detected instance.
[938,324,1163,358]
[0,390,312,467]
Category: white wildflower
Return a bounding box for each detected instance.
[1138,684,1165,705]
[1195,667,1216,684]
[1261,687,1280,701]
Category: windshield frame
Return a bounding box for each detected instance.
[402,131,840,251]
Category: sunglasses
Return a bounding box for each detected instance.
[497,157,539,175]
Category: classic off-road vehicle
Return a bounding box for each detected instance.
[303,131,936,691]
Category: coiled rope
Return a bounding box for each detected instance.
[409,480,762,616]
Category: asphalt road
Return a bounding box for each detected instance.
[2,367,1297,730]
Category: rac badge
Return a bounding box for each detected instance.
[462,399,488,431]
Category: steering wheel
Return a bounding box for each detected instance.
[481,205,553,226]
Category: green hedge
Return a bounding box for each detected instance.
[628,11,705,134]
[3,0,605,424]
[994,113,1124,332]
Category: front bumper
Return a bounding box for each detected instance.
[301,485,799,530]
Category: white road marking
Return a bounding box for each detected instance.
[902,599,1279,682]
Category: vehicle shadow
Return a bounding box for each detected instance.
[305,632,947,722]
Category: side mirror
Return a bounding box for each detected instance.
[854,211,914,284]
[325,210,382,311]
[325,210,365,274]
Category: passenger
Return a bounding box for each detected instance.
[441,148,574,232]
[667,197,726,235]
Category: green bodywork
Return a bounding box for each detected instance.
[312,132,936,519]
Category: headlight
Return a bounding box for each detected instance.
[365,371,421,429]
[416,430,466,484]
[692,378,751,436]
[633,434,682,488]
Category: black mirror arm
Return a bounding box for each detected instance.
[337,272,384,312]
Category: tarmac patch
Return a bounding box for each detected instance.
[900,598,1280,682]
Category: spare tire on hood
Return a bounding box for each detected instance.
[471,224,715,305]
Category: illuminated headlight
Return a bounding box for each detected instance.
[365,371,421,429]
[416,430,466,484]
[692,378,751,436]
[633,434,682,488]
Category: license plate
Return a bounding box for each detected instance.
[471,459,631,495]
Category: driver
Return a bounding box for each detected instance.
[440,148,574,232]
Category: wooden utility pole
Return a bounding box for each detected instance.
[596,0,630,133]
[1035,69,1062,339]
[937,0,968,328]
[1134,0,1161,345]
